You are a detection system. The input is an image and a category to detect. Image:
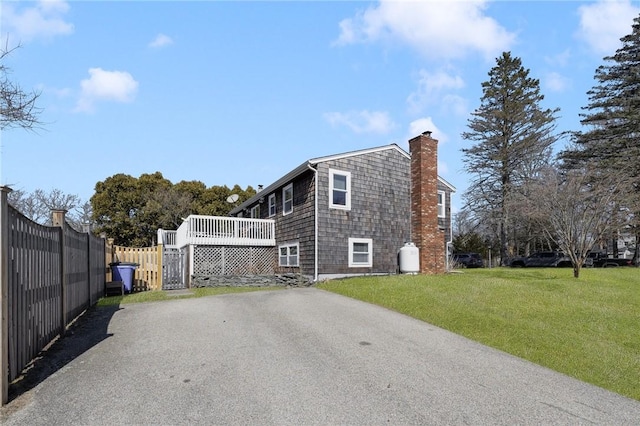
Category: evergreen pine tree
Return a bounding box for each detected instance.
[462,52,559,265]
[562,14,640,263]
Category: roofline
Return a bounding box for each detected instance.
[229,143,454,214]
[309,143,410,163]
[229,161,312,215]
[230,144,405,215]
[438,176,456,192]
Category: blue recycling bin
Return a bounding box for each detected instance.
[110,262,139,293]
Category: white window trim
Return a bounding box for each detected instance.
[348,237,373,267]
[250,204,260,218]
[437,190,446,218]
[279,242,299,267]
[268,193,276,217]
[282,183,293,216]
[329,169,351,210]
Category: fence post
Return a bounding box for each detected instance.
[157,229,164,291]
[106,238,114,283]
[86,232,93,305]
[0,186,13,405]
[52,210,67,334]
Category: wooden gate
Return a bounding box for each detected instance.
[110,245,161,291]
[162,247,185,290]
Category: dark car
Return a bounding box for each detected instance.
[587,251,634,267]
[452,253,484,268]
[510,251,572,267]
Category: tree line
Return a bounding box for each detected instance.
[7,173,255,247]
[455,14,640,276]
[91,172,255,247]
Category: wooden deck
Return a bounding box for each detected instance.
[163,215,276,248]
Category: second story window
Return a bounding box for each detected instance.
[268,193,276,217]
[283,183,293,215]
[329,169,351,210]
[437,190,445,218]
[251,205,260,218]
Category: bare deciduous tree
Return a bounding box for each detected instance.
[529,164,628,278]
[8,188,84,230]
[1,44,43,131]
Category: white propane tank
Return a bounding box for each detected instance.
[399,242,420,274]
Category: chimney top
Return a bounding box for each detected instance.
[422,130,432,137]
[257,185,263,192]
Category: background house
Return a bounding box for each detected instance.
[230,132,454,281]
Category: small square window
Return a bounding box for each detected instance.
[348,238,372,267]
[279,243,299,267]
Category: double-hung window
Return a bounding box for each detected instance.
[279,243,299,267]
[348,238,372,267]
[268,193,276,217]
[251,205,260,218]
[282,183,293,215]
[329,169,351,210]
[437,190,446,218]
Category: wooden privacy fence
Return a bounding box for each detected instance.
[0,187,106,405]
[107,244,162,291]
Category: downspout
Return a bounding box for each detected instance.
[446,203,453,272]
[307,163,318,282]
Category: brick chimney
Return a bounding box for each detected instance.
[409,131,445,274]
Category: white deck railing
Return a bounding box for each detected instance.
[174,215,275,248]
[157,229,177,248]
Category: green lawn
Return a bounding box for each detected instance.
[317,268,640,401]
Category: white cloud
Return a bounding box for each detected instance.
[408,117,448,144]
[324,110,395,134]
[149,33,174,48]
[1,0,73,43]
[75,68,139,113]
[334,0,516,61]
[544,71,571,93]
[407,69,466,115]
[576,0,639,55]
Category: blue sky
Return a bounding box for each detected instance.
[1,0,639,213]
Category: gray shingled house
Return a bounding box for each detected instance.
[229,132,455,281]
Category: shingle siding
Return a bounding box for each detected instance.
[316,149,411,276]
[246,171,316,277]
[235,142,455,279]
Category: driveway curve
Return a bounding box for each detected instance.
[3,288,639,425]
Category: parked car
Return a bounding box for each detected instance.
[587,251,634,267]
[510,251,572,268]
[452,252,484,268]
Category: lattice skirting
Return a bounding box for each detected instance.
[193,246,276,275]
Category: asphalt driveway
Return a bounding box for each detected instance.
[2,288,639,425]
